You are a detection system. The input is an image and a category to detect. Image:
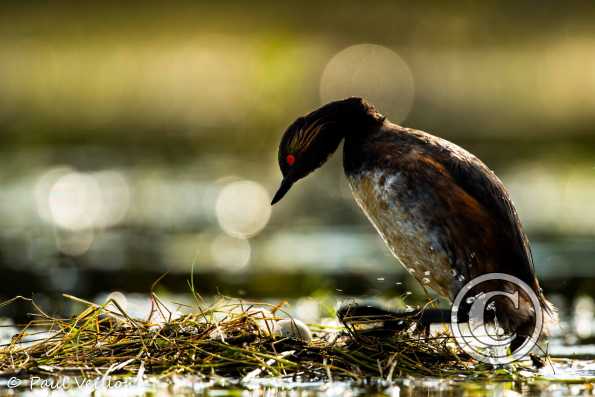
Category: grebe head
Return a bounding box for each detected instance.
[271,97,383,204]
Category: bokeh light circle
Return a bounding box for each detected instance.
[35,166,74,223]
[210,234,251,271]
[320,44,415,123]
[55,229,95,256]
[94,171,131,228]
[37,168,131,231]
[215,180,271,239]
[48,172,103,230]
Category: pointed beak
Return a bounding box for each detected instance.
[271,178,294,205]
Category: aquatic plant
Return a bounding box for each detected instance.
[0,292,537,381]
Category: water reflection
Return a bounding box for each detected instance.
[1,373,594,396]
[2,153,595,285]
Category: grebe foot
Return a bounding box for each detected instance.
[337,303,451,335]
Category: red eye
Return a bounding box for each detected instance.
[286,154,296,166]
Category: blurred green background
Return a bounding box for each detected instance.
[1,1,595,315]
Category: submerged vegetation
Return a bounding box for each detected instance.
[0,291,539,383]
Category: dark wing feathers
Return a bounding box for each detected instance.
[433,140,543,297]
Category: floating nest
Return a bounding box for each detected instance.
[0,292,535,382]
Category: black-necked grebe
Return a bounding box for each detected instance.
[272,97,555,351]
